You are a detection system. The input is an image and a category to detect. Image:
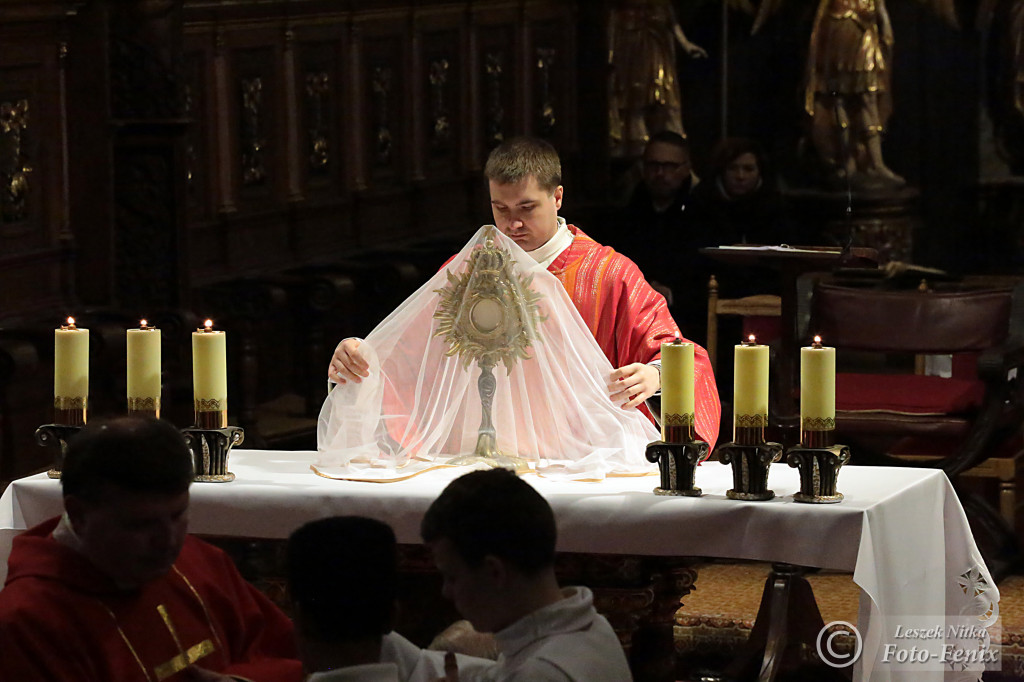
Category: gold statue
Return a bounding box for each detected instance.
[608,0,707,157]
[753,0,959,189]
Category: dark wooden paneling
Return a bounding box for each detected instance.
[470,8,519,162]
[233,42,284,212]
[293,33,346,202]
[184,42,214,222]
[0,13,73,318]
[526,3,576,153]
[355,15,411,191]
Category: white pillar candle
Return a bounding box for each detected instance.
[127,320,161,412]
[660,339,694,442]
[54,317,88,413]
[733,335,769,433]
[192,319,227,425]
[800,336,836,433]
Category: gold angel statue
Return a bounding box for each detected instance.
[608,0,708,157]
[753,0,960,189]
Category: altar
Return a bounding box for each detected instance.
[0,449,998,681]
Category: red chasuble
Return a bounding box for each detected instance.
[0,518,302,682]
[550,226,720,448]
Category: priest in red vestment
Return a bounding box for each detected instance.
[330,137,720,448]
[0,417,303,682]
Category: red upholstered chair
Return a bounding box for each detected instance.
[809,278,1024,559]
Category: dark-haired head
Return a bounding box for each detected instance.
[484,136,562,193]
[61,417,194,586]
[708,137,770,199]
[646,130,689,153]
[287,516,397,642]
[61,416,193,501]
[421,468,556,575]
[707,137,769,177]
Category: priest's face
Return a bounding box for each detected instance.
[489,175,563,253]
[68,485,190,587]
[431,537,510,633]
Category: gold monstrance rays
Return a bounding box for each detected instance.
[433,227,545,469]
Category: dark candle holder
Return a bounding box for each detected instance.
[716,441,784,501]
[786,443,850,503]
[645,440,708,496]
[35,424,83,479]
[182,426,244,482]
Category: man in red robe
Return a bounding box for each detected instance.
[330,137,719,447]
[0,417,303,682]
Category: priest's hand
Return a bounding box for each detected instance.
[608,363,660,409]
[328,338,369,384]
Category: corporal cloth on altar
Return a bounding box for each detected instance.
[316,226,660,481]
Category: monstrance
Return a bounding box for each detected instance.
[433,226,544,470]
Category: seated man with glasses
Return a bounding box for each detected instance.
[613,130,708,337]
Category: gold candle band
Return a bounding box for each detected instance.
[54,396,87,426]
[733,420,766,446]
[55,407,87,426]
[662,412,695,444]
[128,396,161,419]
[800,428,835,449]
[194,407,228,429]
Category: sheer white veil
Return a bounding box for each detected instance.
[315,226,659,481]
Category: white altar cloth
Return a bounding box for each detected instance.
[0,450,997,681]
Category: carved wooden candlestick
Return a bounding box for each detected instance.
[645,415,707,496]
[35,424,83,479]
[182,426,244,482]
[716,439,784,501]
[786,443,850,503]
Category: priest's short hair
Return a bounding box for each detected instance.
[60,416,194,502]
[287,516,398,640]
[421,468,556,576]
[484,136,562,192]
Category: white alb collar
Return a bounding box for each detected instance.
[526,217,573,268]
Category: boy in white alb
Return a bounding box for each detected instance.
[418,469,633,681]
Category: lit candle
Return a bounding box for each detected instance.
[800,335,836,447]
[192,319,227,428]
[733,334,769,444]
[54,317,88,424]
[127,319,161,416]
[660,339,695,443]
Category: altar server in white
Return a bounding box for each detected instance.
[417,468,633,681]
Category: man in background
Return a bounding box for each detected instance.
[617,131,699,314]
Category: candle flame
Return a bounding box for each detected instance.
[813,335,822,344]
[139,319,148,327]
[66,316,75,326]
[204,319,213,330]
[748,334,756,344]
